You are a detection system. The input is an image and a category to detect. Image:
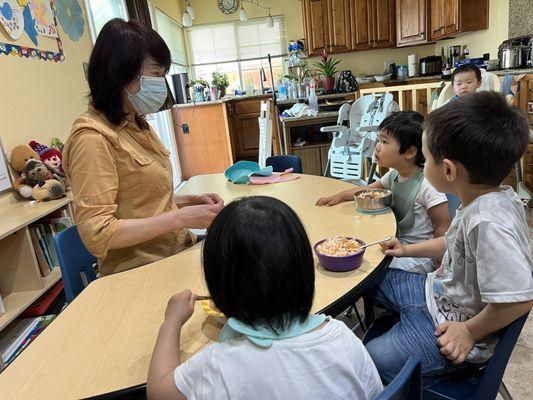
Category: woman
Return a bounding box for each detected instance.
[63,19,223,276]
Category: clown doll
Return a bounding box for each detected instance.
[29,140,64,173]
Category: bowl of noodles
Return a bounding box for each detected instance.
[313,237,366,272]
[201,300,227,324]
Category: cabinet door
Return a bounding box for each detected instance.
[234,112,260,160]
[292,147,323,176]
[351,0,373,50]
[430,0,444,40]
[372,0,396,49]
[303,0,329,56]
[396,0,426,46]
[327,0,352,53]
[443,0,459,36]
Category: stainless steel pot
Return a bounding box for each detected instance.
[499,45,528,69]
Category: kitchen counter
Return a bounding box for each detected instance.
[173,94,273,109]
[279,111,339,124]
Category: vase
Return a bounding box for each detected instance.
[322,77,335,92]
[210,86,219,101]
[220,87,226,98]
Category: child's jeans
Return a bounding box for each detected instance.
[364,269,456,384]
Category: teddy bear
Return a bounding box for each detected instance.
[32,179,66,201]
[8,145,41,198]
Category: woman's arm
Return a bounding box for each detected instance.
[316,180,385,206]
[428,202,451,238]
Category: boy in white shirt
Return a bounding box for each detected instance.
[366,91,533,383]
[317,111,450,273]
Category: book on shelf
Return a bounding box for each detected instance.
[0,317,42,364]
[0,293,5,317]
[5,315,55,365]
[28,228,51,277]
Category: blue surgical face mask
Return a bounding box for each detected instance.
[126,75,168,115]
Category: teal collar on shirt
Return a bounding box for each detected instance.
[219,314,328,348]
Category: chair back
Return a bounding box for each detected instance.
[258,100,272,168]
[446,193,461,219]
[265,155,303,173]
[375,356,422,400]
[54,226,97,302]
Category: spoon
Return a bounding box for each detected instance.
[195,295,211,301]
[360,236,392,250]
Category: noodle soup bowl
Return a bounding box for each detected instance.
[313,237,366,272]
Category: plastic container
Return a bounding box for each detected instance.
[313,238,366,272]
[397,64,408,79]
[308,87,318,111]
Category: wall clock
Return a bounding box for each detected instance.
[218,0,240,14]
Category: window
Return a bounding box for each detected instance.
[84,0,128,43]
[153,8,188,68]
[187,17,286,92]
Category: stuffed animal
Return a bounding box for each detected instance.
[29,140,63,173]
[32,179,65,201]
[22,159,58,186]
[8,145,41,198]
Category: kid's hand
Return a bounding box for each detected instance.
[316,195,342,207]
[164,290,197,325]
[380,237,406,257]
[435,321,475,364]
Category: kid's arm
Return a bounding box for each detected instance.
[316,180,385,206]
[436,300,533,364]
[428,202,451,238]
[147,291,196,400]
[382,236,446,260]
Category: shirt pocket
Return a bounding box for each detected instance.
[133,154,171,194]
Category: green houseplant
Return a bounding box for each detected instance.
[211,72,229,100]
[313,48,341,92]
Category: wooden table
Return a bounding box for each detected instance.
[0,174,396,399]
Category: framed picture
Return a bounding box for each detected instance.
[0,139,13,193]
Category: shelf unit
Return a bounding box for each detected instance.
[0,191,72,331]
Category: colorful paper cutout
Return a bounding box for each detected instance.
[22,3,37,44]
[55,0,82,41]
[29,0,58,38]
[0,0,24,39]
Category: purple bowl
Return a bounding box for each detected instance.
[313,238,366,272]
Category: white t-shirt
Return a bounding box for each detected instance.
[173,318,383,400]
[381,170,447,244]
[425,187,533,363]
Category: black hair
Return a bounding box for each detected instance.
[378,111,425,167]
[202,196,314,331]
[88,19,171,125]
[452,64,482,83]
[424,91,529,186]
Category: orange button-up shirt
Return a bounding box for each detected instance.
[63,106,192,276]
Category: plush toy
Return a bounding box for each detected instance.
[32,179,66,201]
[8,145,41,198]
[29,140,64,173]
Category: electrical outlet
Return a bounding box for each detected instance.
[182,123,189,133]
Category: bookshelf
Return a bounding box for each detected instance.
[0,191,72,331]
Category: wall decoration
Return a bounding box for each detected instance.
[29,0,58,38]
[0,0,25,39]
[0,139,13,194]
[0,0,64,62]
[55,0,83,41]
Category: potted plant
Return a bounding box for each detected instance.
[211,72,229,100]
[313,48,341,92]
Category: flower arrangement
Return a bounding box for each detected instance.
[312,48,341,78]
[211,72,229,89]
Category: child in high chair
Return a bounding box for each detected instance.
[366,92,533,383]
[449,64,482,102]
[316,111,450,273]
[147,196,383,400]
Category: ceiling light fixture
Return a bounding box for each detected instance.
[239,4,248,22]
[241,0,274,28]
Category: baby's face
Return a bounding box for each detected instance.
[453,71,481,97]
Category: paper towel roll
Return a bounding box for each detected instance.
[408,53,419,77]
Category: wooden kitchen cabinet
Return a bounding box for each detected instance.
[302,0,328,56]
[328,0,352,53]
[371,0,396,49]
[396,0,428,46]
[429,0,488,41]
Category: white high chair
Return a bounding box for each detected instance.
[258,100,272,168]
[320,94,399,184]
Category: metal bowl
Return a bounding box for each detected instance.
[354,189,392,212]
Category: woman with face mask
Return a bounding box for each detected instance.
[63,19,224,276]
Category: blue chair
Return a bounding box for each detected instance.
[423,312,529,400]
[54,226,97,302]
[265,155,303,173]
[446,193,461,219]
[376,356,422,400]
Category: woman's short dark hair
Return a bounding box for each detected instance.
[424,91,529,185]
[379,111,425,167]
[88,19,171,125]
[202,196,315,331]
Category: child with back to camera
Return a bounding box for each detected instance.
[147,196,383,400]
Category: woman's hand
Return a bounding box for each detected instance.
[174,193,224,208]
[164,290,197,326]
[380,237,407,258]
[174,203,223,229]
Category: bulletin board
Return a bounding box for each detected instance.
[0,0,84,62]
